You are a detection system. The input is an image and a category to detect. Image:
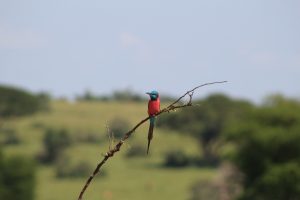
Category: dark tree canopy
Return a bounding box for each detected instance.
[41,128,71,163]
[158,93,300,199]
[0,85,50,118]
[0,151,36,200]
[225,95,300,200]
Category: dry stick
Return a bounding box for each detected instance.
[77,81,227,200]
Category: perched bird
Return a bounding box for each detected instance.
[146,90,160,154]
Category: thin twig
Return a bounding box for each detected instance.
[77,81,227,200]
[106,124,113,151]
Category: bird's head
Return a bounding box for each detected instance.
[146,90,159,100]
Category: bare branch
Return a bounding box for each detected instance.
[77,81,227,200]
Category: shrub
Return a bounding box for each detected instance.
[0,153,36,200]
[39,128,71,163]
[108,117,130,140]
[55,156,102,178]
[125,144,146,158]
[3,132,21,145]
[242,162,300,200]
[0,128,21,145]
[163,150,190,168]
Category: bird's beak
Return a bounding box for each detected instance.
[146,92,151,95]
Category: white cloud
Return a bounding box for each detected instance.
[0,24,47,49]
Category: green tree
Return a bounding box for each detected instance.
[0,151,36,200]
[41,128,71,163]
[0,85,50,118]
[226,96,300,200]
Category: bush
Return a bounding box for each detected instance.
[39,128,71,163]
[0,127,21,145]
[3,132,21,145]
[55,156,101,178]
[0,153,36,200]
[108,117,130,140]
[242,162,300,200]
[125,144,146,158]
[163,150,190,168]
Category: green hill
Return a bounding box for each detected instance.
[1,100,215,200]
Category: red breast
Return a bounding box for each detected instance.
[148,98,160,116]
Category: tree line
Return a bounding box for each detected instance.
[0,85,48,200]
[158,94,300,199]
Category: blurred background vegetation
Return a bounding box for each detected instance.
[0,84,300,200]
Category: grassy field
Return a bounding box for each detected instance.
[2,101,217,200]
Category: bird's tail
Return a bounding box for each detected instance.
[147,116,155,154]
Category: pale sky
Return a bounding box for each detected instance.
[1,0,299,102]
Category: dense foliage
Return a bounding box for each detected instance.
[163,150,190,167]
[158,94,253,164]
[39,128,71,163]
[0,151,36,200]
[0,85,50,118]
[226,95,300,200]
[158,94,300,199]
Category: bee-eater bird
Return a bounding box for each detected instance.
[146,90,160,154]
